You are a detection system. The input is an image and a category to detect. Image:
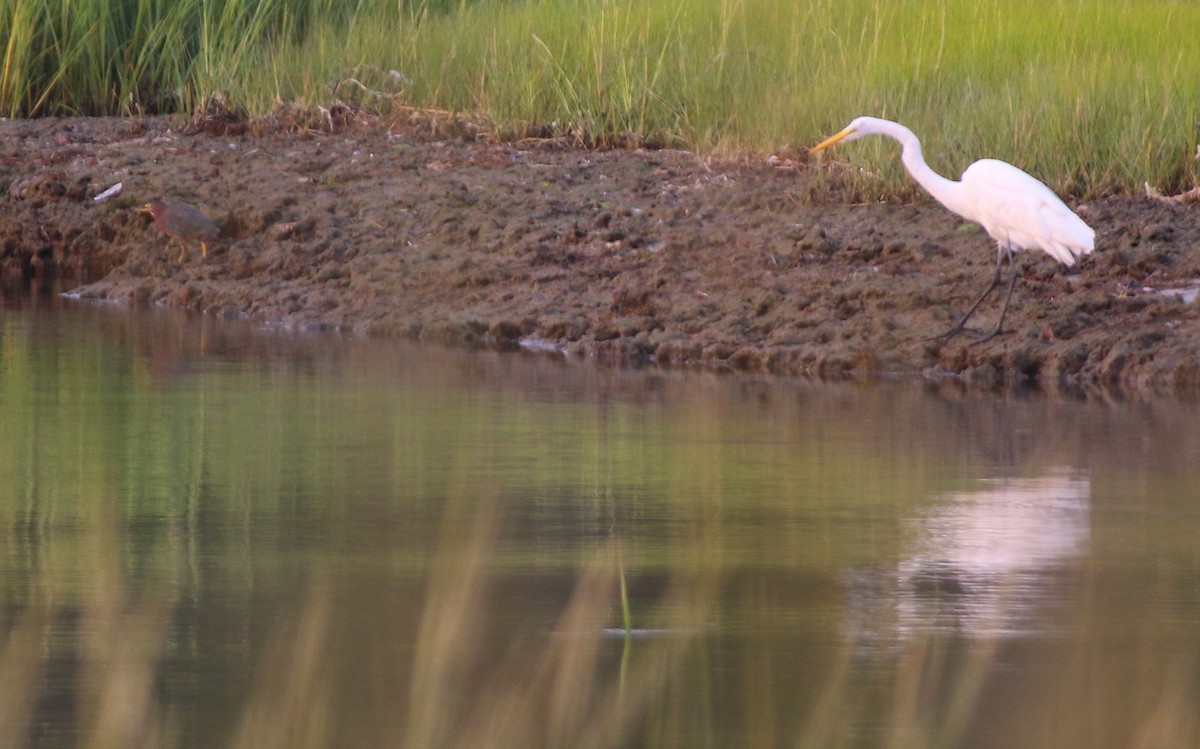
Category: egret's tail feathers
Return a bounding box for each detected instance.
[1047,218,1095,267]
[1047,241,1091,267]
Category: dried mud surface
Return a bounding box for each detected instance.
[3,115,1200,392]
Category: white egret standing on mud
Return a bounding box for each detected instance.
[810,116,1095,342]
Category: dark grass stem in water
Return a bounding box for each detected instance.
[618,547,633,635]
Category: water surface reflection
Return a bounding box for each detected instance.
[1,299,1199,748]
[879,472,1092,639]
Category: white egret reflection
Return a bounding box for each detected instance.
[848,472,1091,640]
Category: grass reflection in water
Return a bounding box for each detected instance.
[2,301,1200,748]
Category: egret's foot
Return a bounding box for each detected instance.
[928,323,1004,345]
[968,326,1009,346]
[928,324,970,344]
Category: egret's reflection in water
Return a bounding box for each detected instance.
[894,472,1091,638]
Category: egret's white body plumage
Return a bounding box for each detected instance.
[956,159,1093,266]
[812,116,1095,339]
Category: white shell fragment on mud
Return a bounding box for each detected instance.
[93,182,123,202]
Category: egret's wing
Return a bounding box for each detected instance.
[961,159,1094,265]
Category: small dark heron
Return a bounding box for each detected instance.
[140,200,220,262]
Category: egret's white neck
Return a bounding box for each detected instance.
[870,119,970,219]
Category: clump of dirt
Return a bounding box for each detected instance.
[3,115,1199,392]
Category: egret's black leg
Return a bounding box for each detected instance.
[932,243,1005,342]
[975,246,1018,343]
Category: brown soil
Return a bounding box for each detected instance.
[3,115,1200,392]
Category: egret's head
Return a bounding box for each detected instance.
[809,117,874,154]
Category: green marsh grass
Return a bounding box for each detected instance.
[5,0,1199,195]
[355,0,1199,197]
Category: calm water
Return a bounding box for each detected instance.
[2,293,1200,749]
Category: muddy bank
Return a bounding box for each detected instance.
[3,115,1199,392]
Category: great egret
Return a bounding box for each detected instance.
[810,117,1095,341]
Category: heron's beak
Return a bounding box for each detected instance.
[137,203,152,214]
[810,126,855,154]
